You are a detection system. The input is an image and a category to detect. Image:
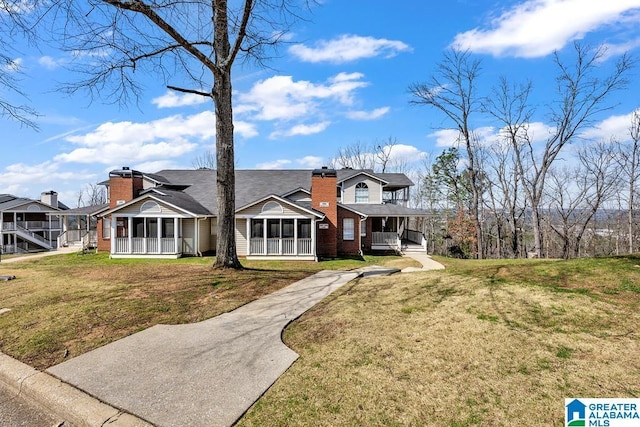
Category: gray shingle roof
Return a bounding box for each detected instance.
[149,169,415,216]
[341,203,429,217]
[0,194,62,211]
[143,188,212,216]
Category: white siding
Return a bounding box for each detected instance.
[286,190,312,202]
[235,218,248,255]
[237,199,311,217]
[115,199,184,216]
[198,218,211,253]
[341,175,382,204]
[182,218,196,254]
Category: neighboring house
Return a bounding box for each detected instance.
[96,166,429,260]
[0,192,67,254]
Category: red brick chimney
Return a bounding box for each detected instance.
[311,167,338,258]
[97,167,144,252]
[108,167,144,208]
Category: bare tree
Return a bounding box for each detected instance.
[0,3,39,128]
[620,110,640,253]
[36,0,313,269]
[330,137,408,173]
[77,183,108,207]
[500,43,631,257]
[409,49,484,258]
[484,78,534,258]
[192,149,217,170]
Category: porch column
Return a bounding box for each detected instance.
[263,218,267,255]
[311,218,317,258]
[246,219,251,255]
[157,217,162,253]
[293,218,298,255]
[110,216,116,255]
[143,218,147,254]
[128,217,133,254]
[174,218,179,254]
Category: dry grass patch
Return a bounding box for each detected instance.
[238,269,640,427]
[0,252,398,369]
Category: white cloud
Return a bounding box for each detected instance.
[452,0,640,58]
[56,112,218,165]
[269,121,331,139]
[38,55,66,70]
[3,57,22,73]
[296,156,325,168]
[428,129,461,147]
[289,34,412,64]
[255,159,292,169]
[386,144,428,163]
[580,109,640,142]
[0,161,96,197]
[346,107,390,120]
[237,73,368,122]
[152,90,210,108]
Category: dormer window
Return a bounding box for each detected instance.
[355,182,369,203]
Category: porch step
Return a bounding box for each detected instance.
[401,243,425,253]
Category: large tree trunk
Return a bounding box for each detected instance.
[213,71,241,268]
[213,0,242,269]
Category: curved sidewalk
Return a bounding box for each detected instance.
[47,270,360,427]
[401,251,445,272]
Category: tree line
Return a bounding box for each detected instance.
[333,44,638,260]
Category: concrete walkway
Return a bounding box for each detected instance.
[0,246,81,264]
[48,270,361,427]
[0,251,444,427]
[401,251,445,272]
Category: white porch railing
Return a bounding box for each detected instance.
[297,238,312,255]
[114,237,178,254]
[249,238,313,256]
[372,232,399,246]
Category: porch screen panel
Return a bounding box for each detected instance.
[162,218,174,238]
[282,219,295,254]
[267,219,280,254]
[251,219,263,237]
[298,219,313,254]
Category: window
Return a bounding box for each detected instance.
[355,182,369,203]
[343,218,355,240]
[140,201,161,213]
[360,219,367,237]
[262,201,283,214]
[102,217,111,239]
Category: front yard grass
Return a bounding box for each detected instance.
[0,252,409,369]
[2,252,639,426]
[238,256,640,426]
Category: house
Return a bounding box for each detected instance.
[96,166,429,260]
[0,191,66,254]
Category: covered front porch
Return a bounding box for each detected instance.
[368,216,428,253]
[236,196,322,261]
[109,216,188,258]
[246,218,316,261]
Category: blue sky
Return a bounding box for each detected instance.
[2,0,640,206]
